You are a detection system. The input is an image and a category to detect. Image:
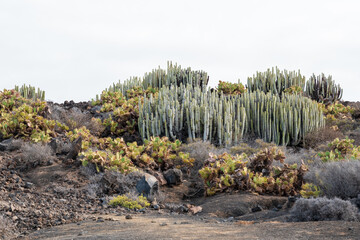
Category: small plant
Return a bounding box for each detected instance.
[217,80,246,95]
[249,147,285,174]
[319,101,353,120]
[109,194,150,210]
[300,183,321,199]
[318,137,360,162]
[284,86,303,95]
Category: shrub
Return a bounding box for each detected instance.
[49,105,104,136]
[289,197,360,222]
[0,91,56,143]
[18,142,54,170]
[304,161,360,199]
[303,126,344,150]
[109,194,150,209]
[199,152,308,196]
[318,137,360,162]
[217,80,245,95]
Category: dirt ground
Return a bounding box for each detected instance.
[26,213,360,240]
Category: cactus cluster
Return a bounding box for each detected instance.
[199,150,308,196]
[247,67,305,97]
[101,61,209,101]
[139,85,325,146]
[318,101,353,120]
[305,74,343,105]
[14,84,45,101]
[139,84,247,146]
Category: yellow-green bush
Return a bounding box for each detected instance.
[109,195,150,209]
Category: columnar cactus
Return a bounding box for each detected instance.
[14,84,45,101]
[139,84,247,147]
[139,87,325,146]
[247,67,305,97]
[102,61,209,99]
[305,73,343,105]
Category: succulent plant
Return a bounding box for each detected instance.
[246,67,305,97]
[14,84,45,101]
[305,73,343,105]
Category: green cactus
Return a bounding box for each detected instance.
[14,84,45,101]
[247,67,305,97]
[305,73,343,105]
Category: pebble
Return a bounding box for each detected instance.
[125,215,133,220]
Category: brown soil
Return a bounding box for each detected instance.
[26,213,360,240]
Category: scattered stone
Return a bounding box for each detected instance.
[180,221,190,224]
[24,182,34,189]
[159,223,167,226]
[125,215,133,220]
[163,168,183,186]
[251,205,263,212]
[189,205,202,215]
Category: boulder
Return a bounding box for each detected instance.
[0,139,13,151]
[136,173,159,198]
[163,168,183,186]
[66,137,82,160]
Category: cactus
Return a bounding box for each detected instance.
[305,73,343,105]
[14,84,45,101]
[138,84,247,147]
[139,86,324,146]
[101,61,209,100]
[247,67,305,97]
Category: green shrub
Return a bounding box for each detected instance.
[217,80,245,95]
[109,194,150,209]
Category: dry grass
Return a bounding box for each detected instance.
[18,142,54,171]
[289,197,360,222]
[304,160,360,199]
[50,105,104,136]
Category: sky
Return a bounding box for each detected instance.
[0,0,359,103]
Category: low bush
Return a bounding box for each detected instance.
[289,197,360,222]
[109,194,150,210]
[304,160,360,199]
[303,126,344,150]
[18,142,55,170]
[199,149,308,196]
[217,80,245,95]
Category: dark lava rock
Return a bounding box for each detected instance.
[67,137,82,160]
[251,205,263,212]
[136,173,159,198]
[163,168,183,186]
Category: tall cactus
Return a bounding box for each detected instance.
[247,67,305,97]
[14,84,45,101]
[103,61,209,99]
[139,84,247,147]
[305,73,343,105]
[139,87,325,146]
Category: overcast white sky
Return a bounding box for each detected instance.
[1,0,359,102]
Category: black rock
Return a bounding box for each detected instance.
[163,169,183,186]
[66,137,82,160]
[251,205,263,212]
[136,173,159,198]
